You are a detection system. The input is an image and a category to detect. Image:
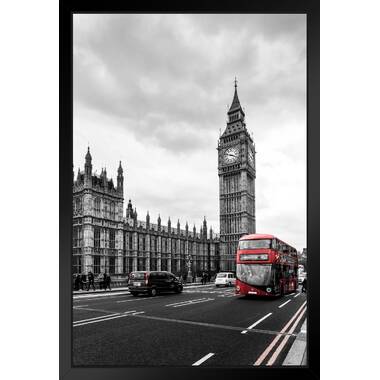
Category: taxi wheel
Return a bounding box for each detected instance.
[150,288,157,297]
[131,292,138,297]
[175,285,183,293]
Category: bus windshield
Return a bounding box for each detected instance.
[236,264,272,286]
[238,239,272,250]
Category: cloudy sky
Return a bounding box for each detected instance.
[73,14,306,251]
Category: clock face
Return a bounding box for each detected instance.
[223,147,240,164]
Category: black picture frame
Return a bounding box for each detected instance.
[60,1,319,379]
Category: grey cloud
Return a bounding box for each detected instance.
[74,14,306,250]
[74,14,305,154]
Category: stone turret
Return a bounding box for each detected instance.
[146,211,150,230]
[117,161,124,194]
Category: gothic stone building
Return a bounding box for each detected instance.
[73,149,219,277]
[72,83,255,277]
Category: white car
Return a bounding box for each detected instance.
[215,272,236,287]
[298,272,306,284]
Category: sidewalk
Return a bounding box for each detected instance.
[282,319,307,366]
[73,281,210,297]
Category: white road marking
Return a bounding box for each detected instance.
[116,297,155,303]
[278,299,291,308]
[73,291,131,300]
[266,306,307,365]
[241,313,273,334]
[253,301,307,366]
[73,305,89,308]
[294,293,300,298]
[192,353,215,366]
[73,313,119,324]
[165,298,207,307]
[131,311,145,315]
[172,298,214,308]
[73,310,137,327]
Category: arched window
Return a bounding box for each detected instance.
[94,198,101,216]
[109,229,115,249]
[110,202,115,220]
[75,198,82,214]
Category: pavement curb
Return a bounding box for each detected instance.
[282,318,307,366]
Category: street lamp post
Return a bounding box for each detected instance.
[186,256,192,283]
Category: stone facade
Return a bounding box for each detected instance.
[72,83,256,276]
[217,82,256,271]
[72,148,220,278]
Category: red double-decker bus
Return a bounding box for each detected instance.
[235,234,298,297]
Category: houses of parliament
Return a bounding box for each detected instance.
[72,82,256,277]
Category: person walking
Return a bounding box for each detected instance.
[103,272,107,290]
[87,271,95,291]
[105,273,112,291]
[80,273,86,290]
[98,273,104,290]
[301,277,307,293]
[74,274,81,291]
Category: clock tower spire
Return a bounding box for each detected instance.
[217,80,256,271]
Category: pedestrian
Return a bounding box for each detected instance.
[87,271,95,291]
[74,274,81,291]
[103,272,107,290]
[98,273,104,290]
[192,274,196,283]
[80,273,86,290]
[105,273,112,290]
[301,277,307,293]
[201,272,205,285]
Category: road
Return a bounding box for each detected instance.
[73,284,307,366]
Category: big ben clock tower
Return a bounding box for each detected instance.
[218,79,256,271]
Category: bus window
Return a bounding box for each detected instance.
[238,239,272,250]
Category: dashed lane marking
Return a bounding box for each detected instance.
[192,353,215,366]
[165,298,207,307]
[73,291,131,300]
[294,293,300,298]
[278,299,291,308]
[172,298,214,308]
[73,310,137,327]
[116,297,157,303]
[73,305,89,308]
[241,313,273,334]
[73,313,120,324]
[129,313,297,337]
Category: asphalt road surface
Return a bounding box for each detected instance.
[73,284,307,367]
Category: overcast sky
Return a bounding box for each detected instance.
[73,14,306,251]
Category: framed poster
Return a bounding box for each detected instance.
[60,1,319,379]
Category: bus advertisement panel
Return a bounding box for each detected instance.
[235,234,298,297]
